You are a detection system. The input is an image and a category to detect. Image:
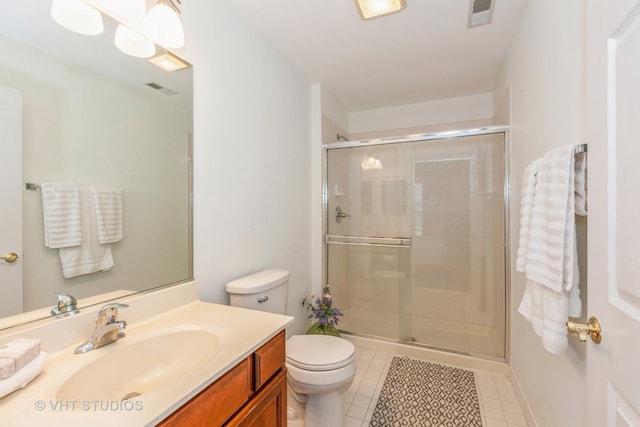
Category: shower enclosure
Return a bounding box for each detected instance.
[324,127,507,359]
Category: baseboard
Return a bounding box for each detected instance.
[344,334,509,375]
[509,365,538,427]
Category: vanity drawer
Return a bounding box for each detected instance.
[158,358,251,427]
[253,330,285,391]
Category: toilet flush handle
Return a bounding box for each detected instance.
[257,296,269,303]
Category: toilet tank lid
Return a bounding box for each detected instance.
[226,269,290,294]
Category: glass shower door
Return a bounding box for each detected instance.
[326,132,506,359]
[327,143,414,341]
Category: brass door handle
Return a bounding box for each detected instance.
[1,252,19,263]
[566,316,602,344]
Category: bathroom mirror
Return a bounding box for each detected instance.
[0,1,193,329]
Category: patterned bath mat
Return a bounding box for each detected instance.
[369,356,482,427]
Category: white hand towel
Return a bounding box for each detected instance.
[40,182,82,249]
[59,187,113,279]
[91,186,124,244]
[568,233,582,317]
[0,352,48,399]
[525,145,577,292]
[516,158,541,272]
[574,152,588,216]
[518,277,582,355]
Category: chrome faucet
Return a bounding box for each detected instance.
[51,292,79,317]
[74,303,128,354]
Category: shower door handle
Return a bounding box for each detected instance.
[335,206,351,223]
[327,235,411,248]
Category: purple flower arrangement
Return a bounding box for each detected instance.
[303,284,343,328]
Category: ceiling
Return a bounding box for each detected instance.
[221,0,527,112]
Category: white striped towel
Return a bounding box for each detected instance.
[574,152,587,216]
[59,187,113,278]
[517,233,582,355]
[516,158,541,272]
[91,186,123,244]
[524,145,577,293]
[40,182,82,249]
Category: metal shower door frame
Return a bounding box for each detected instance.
[321,125,511,361]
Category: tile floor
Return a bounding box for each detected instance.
[343,346,529,427]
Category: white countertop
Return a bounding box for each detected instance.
[0,281,294,426]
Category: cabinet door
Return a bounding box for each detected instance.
[158,359,251,427]
[226,368,287,427]
[253,330,286,390]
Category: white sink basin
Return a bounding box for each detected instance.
[57,329,219,401]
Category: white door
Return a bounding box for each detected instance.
[0,85,23,317]
[587,0,640,425]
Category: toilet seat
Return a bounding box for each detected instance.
[286,335,355,371]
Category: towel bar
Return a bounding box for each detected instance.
[25,183,40,190]
[572,144,587,154]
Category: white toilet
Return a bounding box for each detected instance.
[226,269,356,427]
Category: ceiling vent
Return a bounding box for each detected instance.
[145,82,178,96]
[468,0,494,28]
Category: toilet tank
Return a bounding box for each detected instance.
[226,269,289,314]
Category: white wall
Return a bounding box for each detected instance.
[348,93,494,135]
[494,1,587,426]
[183,0,312,335]
[321,87,349,137]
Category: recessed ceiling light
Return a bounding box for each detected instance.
[355,0,407,20]
[148,51,191,72]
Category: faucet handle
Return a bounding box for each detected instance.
[97,303,129,325]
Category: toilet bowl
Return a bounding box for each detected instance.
[286,334,355,427]
[226,269,356,427]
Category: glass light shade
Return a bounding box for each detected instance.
[115,24,156,58]
[361,156,383,170]
[144,2,184,49]
[51,0,104,36]
[355,0,407,20]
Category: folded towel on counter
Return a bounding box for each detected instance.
[574,152,588,216]
[40,183,82,249]
[0,338,41,379]
[516,158,541,273]
[91,186,124,244]
[59,187,113,278]
[0,359,12,380]
[0,352,48,399]
[524,145,578,293]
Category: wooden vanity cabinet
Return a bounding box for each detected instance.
[158,330,286,427]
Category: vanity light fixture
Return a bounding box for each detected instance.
[50,0,104,35]
[108,0,147,21]
[114,24,156,58]
[355,0,407,20]
[144,0,185,49]
[148,50,190,72]
[361,156,383,170]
